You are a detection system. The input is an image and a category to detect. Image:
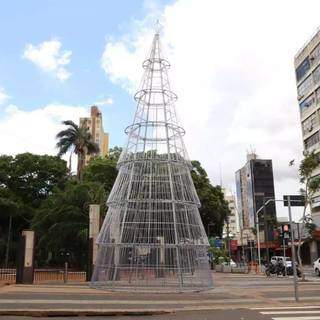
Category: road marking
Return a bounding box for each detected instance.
[252,306,320,310]
[272,317,320,320]
[262,311,320,315]
[277,297,320,301]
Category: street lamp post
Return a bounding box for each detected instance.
[256,196,303,303]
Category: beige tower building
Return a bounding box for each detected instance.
[294,29,320,227]
[80,105,109,166]
[223,193,239,238]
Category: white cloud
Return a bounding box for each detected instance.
[23,39,72,81]
[101,0,320,216]
[94,98,114,106]
[0,104,88,171]
[0,87,9,105]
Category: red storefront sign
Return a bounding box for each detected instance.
[230,240,238,251]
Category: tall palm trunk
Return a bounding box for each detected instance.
[68,151,73,174]
[77,152,85,181]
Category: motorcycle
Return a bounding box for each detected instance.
[265,262,283,276]
[284,264,302,277]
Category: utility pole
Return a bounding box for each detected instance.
[226,216,231,263]
[255,211,261,271]
[263,195,270,263]
[4,215,12,268]
[288,196,299,302]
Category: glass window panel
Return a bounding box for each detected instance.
[296,57,310,81]
[304,131,320,149]
[299,93,315,113]
[302,112,317,135]
[298,75,313,98]
[314,65,320,84]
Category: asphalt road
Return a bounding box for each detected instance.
[0,309,269,320]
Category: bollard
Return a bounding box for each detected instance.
[64,262,68,284]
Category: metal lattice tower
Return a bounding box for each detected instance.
[91,29,213,291]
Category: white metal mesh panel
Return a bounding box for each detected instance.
[91,31,213,291]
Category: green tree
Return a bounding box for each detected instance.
[83,158,118,197]
[32,181,106,268]
[107,146,123,162]
[0,153,68,266]
[191,160,230,236]
[56,120,99,180]
[298,151,320,280]
[83,146,122,195]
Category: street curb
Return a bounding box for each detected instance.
[0,309,172,317]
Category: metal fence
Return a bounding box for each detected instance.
[0,268,16,284]
[0,268,86,284]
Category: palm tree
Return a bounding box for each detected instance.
[56,120,100,180]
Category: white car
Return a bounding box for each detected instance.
[313,258,320,276]
[270,256,292,267]
[222,259,237,267]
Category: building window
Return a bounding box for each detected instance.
[304,131,320,149]
[298,75,313,99]
[314,65,320,85]
[296,57,310,82]
[311,195,320,208]
[300,93,315,113]
[302,112,317,134]
[311,43,320,65]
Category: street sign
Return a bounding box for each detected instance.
[283,195,305,207]
[214,239,222,248]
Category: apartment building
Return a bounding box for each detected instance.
[294,28,320,226]
[79,105,109,166]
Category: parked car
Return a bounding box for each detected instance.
[221,259,237,267]
[313,258,320,276]
[270,256,292,267]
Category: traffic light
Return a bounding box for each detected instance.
[281,224,291,239]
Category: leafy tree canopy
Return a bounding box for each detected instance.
[0,153,68,266]
[191,160,230,237]
[32,180,106,267]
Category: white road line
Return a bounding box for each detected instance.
[263,311,320,315]
[252,306,320,310]
[278,297,320,301]
[272,317,320,320]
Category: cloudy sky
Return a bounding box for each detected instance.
[1,0,319,218]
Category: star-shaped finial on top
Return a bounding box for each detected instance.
[154,19,163,35]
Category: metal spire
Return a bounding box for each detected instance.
[91,29,213,291]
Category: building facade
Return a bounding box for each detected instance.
[79,105,109,166]
[223,193,239,238]
[294,29,320,227]
[235,153,277,245]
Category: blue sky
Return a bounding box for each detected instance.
[2,0,320,218]
[0,0,171,147]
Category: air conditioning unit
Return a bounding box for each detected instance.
[309,126,313,132]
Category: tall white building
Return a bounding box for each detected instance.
[295,29,320,263]
[294,28,320,227]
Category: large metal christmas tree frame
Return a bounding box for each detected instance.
[91,29,213,291]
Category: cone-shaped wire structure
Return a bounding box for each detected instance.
[91,30,213,291]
